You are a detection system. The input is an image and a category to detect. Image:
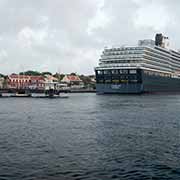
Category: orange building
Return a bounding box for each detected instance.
[8,74,45,89]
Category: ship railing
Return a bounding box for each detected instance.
[99,63,141,67]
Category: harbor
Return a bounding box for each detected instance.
[0,88,96,98]
[0,73,96,98]
[1,0,180,179]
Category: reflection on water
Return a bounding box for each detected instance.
[0,93,180,180]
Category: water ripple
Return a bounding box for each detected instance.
[0,94,180,179]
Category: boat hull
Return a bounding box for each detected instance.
[96,70,180,94]
[142,72,180,92]
[96,83,143,94]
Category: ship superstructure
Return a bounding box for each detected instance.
[95,34,180,93]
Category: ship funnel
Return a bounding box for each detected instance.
[155,33,169,49]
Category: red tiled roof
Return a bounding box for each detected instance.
[9,75,30,79]
[9,75,45,81]
[66,75,82,81]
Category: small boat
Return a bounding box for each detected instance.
[33,89,69,98]
[33,95,69,99]
[10,90,32,97]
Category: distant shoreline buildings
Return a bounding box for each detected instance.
[0,72,96,91]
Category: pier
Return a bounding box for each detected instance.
[0,88,70,94]
[0,88,95,98]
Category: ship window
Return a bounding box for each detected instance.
[129,75,137,80]
[129,70,137,74]
[112,79,119,84]
[112,76,119,84]
[97,70,103,75]
[119,70,123,74]
[122,70,128,74]
[120,75,125,80]
[104,79,111,83]
[129,80,138,83]
[104,76,111,83]
[144,70,148,74]
[112,70,119,74]
[97,79,104,83]
[104,70,111,75]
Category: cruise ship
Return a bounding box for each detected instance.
[95,34,180,94]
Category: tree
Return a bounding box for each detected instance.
[19,70,41,76]
[70,72,76,76]
[79,75,91,85]
[0,73,5,77]
[41,72,52,76]
[53,73,65,81]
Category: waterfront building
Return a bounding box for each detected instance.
[61,75,84,89]
[45,75,59,83]
[95,34,180,94]
[28,76,45,90]
[8,74,45,90]
[44,75,59,90]
[0,77,4,89]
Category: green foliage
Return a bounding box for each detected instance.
[79,75,91,85]
[0,73,6,77]
[19,70,41,76]
[19,70,53,76]
[70,72,76,76]
[53,73,65,81]
[41,72,52,76]
[59,74,65,80]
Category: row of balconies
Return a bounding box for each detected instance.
[104,46,144,52]
[100,53,180,71]
[101,55,143,60]
[98,61,172,72]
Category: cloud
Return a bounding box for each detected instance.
[0,49,8,60]
[17,26,49,48]
[134,1,171,31]
[87,0,111,35]
[0,0,180,74]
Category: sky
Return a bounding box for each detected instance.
[0,0,180,75]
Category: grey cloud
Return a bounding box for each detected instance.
[0,0,180,74]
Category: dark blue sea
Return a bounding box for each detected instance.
[0,93,180,180]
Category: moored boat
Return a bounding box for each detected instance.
[10,90,32,97]
[95,34,180,94]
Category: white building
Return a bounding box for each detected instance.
[0,77,4,89]
[61,75,84,89]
